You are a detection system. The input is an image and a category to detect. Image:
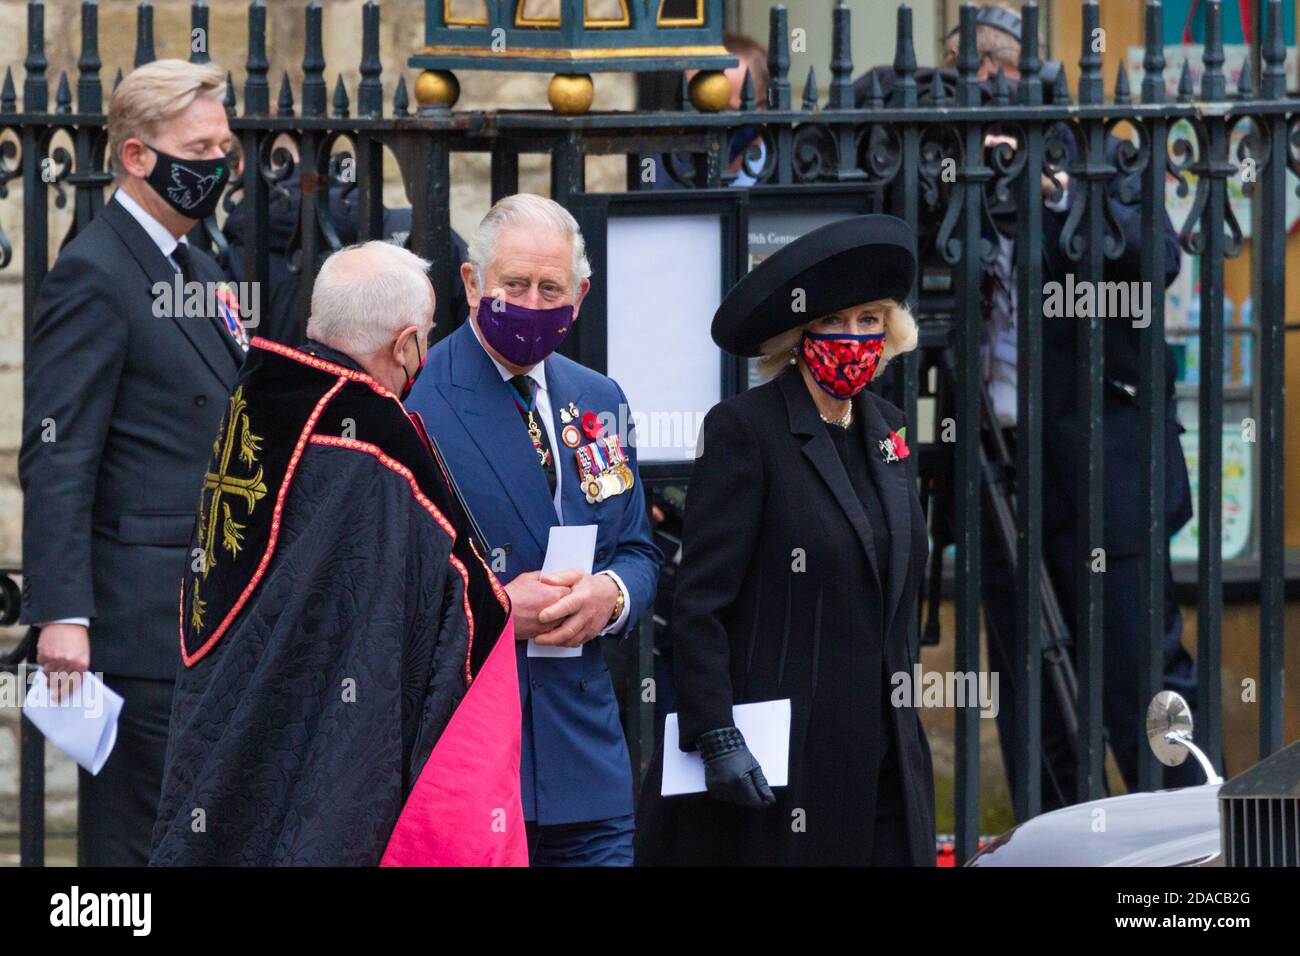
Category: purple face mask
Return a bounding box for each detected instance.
[476,296,575,367]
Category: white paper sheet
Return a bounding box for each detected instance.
[661,699,792,796]
[23,668,124,775]
[527,524,598,659]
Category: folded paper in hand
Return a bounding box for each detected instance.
[661,698,791,796]
[528,524,597,659]
[22,669,124,775]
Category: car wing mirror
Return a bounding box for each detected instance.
[1145,690,1223,786]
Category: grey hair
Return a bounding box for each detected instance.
[755,299,919,382]
[467,192,592,291]
[307,240,434,356]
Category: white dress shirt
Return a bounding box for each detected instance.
[114,187,191,272]
[42,191,193,632]
[469,319,631,635]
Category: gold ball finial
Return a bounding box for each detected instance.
[548,73,595,115]
[688,70,732,112]
[414,69,460,110]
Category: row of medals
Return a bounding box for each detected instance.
[558,401,634,504]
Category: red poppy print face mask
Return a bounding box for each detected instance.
[800,330,885,399]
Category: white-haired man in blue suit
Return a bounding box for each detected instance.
[406,193,660,866]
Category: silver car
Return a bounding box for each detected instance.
[968,692,1298,867]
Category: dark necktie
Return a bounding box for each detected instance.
[508,374,556,497]
[172,242,247,350]
[171,240,194,283]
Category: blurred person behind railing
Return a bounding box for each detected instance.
[918,4,1198,810]
[219,134,470,345]
[642,32,769,190]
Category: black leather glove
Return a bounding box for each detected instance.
[696,727,776,808]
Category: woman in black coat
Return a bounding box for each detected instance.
[636,215,936,866]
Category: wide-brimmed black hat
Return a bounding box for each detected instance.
[711,214,916,357]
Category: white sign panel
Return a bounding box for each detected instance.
[606,214,723,462]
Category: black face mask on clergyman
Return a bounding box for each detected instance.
[144,143,230,220]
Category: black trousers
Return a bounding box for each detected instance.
[77,674,174,866]
[982,517,1201,813]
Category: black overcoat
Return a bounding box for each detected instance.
[636,369,936,866]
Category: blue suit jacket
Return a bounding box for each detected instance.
[406,322,660,825]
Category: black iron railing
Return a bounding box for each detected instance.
[0,0,1292,865]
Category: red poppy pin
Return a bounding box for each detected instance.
[581,410,604,440]
[880,427,910,464]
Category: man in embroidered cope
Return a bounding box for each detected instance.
[151,242,525,866]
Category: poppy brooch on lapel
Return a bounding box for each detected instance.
[879,427,910,464]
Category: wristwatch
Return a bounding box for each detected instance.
[606,581,625,627]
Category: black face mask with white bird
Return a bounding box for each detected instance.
[144,143,230,220]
